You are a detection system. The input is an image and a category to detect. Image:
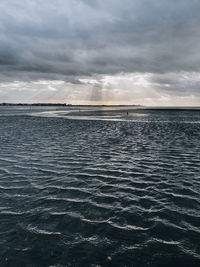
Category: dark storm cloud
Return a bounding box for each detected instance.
[0,0,200,99]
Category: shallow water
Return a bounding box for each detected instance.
[0,106,200,267]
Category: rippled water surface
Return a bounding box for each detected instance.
[0,106,200,267]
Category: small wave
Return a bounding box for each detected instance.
[26,225,61,236]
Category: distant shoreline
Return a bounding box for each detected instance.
[0,103,199,110]
[0,103,142,107]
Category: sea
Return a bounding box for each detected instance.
[0,106,200,267]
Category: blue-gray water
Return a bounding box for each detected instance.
[0,106,200,267]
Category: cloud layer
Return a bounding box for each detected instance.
[0,0,200,104]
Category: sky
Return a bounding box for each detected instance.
[0,0,200,105]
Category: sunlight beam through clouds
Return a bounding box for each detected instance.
[0,72,199,105]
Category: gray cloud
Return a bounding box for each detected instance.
[0,0,200,103]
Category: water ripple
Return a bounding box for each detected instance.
[0,108,200,266]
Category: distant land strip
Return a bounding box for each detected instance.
[0,103,142,107]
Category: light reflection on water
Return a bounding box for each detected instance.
[31,107,200,123]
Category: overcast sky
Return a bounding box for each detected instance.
[0,0,200,105]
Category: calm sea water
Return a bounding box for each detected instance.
[0,106,200,267]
